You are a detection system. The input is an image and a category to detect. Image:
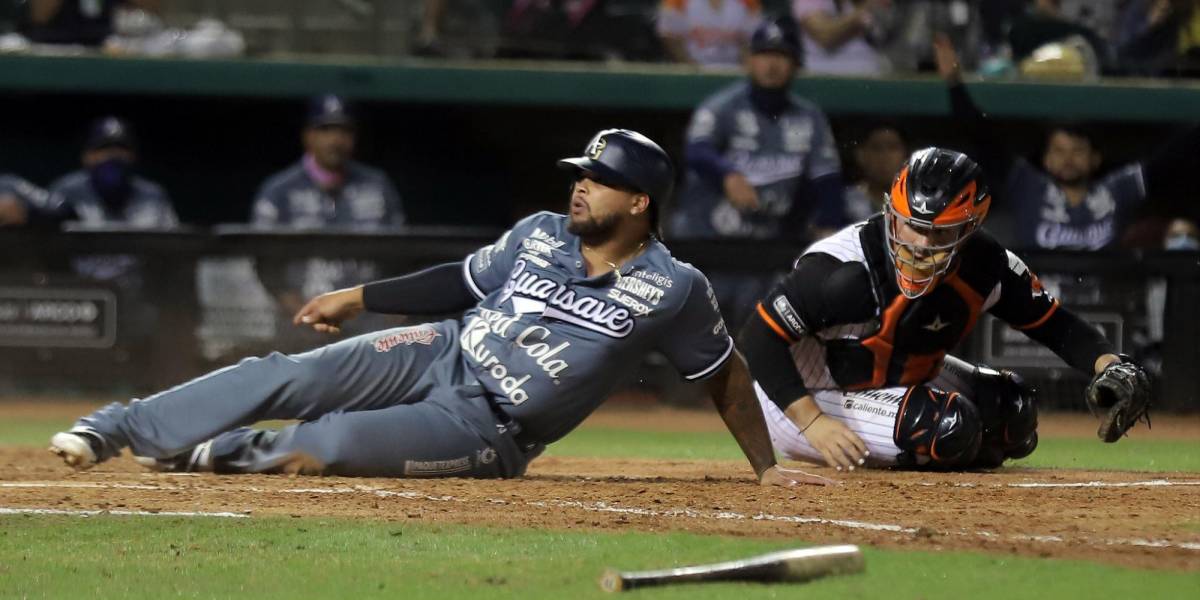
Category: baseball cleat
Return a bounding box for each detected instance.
[133,440,214,473]
[48,429,102,470]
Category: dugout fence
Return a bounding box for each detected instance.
[1,228,1196,412]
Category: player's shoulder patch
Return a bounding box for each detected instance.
[800,222,867,265]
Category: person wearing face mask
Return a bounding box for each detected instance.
[1162,217,1200,250]
[669,17,846,328]
[250,95,406,342]
[42,116,178,230]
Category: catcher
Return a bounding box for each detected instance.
[740,147,1152,471]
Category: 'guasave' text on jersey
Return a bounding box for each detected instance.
[462,211,733,443]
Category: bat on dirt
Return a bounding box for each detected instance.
[599,544,864,592]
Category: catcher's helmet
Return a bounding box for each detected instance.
[557,129,675,233]
[884,147,991,298]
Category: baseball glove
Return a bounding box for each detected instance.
[1086,356,1152,443]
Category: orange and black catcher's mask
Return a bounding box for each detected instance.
[884,148,991,298]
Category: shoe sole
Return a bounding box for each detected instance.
[48,432,97,470]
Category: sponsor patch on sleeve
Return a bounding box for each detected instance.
[771,294,806,338]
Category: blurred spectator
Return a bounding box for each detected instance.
[669,18,844,325]
[1163,216,1200,250]
[1115,0,1200,76]
[936,35,1200,250]
[252,94,404,329]
[792,0,893,75]
[413,0,502,58]
[41,116,177,229]
[17,0,159,46]
[1007,0,1111,66]
[253,95,404,230]
[844,121,907,221]
[657,0,761,67]
[0,173,48,227]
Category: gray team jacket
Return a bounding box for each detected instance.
[43,170,178,229]
[252,159,404,228]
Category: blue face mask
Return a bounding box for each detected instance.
[88,157,133,208]
[1164,234,1200,251]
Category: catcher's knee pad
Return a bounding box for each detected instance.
[972,366,1039,465]
[893,385,982,469]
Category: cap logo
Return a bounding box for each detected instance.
[586,136,607,160]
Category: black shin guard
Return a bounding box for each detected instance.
[893,385,983,470]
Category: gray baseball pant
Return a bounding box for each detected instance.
[73,321,535,478]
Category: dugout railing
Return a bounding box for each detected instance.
[1,228,1196,412]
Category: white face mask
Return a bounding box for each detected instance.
[1164,234,1200,251]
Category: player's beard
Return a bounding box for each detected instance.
[567,210,620,242]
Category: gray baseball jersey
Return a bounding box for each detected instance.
[66,212,733,478]
[462,211,735,443]
[671,81,842,239]
[252,159,405,229]
[43,170,178,228]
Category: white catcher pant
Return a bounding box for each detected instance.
[755,383,907,467]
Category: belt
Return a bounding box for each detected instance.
[484,394,540,453]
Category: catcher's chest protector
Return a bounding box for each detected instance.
[825,228,991,391]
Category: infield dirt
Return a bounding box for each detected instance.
[2,403,1197,571]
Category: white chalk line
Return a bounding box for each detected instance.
[4,480,1198,552]
[0,507,248,518]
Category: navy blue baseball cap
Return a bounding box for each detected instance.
[750,18,801,60]
[85,116,136,151]
[306,94,355,128]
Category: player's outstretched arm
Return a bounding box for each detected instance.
[293,286,365,334]
[706,351,836,487]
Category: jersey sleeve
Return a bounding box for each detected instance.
[463,212,543,300]
[657,267,735,381]
[685,101,728,149]
[755,253,873,342]
[1099,164,1147,209]
[381,174,406,226]
[250,181,283,226]
[805,110,842,181]
[987,249,1061,330]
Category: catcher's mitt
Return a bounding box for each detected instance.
[1086,356,1152,443]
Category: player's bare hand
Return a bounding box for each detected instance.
[759,464,838,487]
[292,286,365,334]
[723,172,759,211]
[933,33,961,83]
[802,415,869,472]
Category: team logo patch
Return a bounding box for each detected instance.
[586,136,607,160]
[373,325,440,352]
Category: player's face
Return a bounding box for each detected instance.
[856,129,908,190]
[304,125,356,171]
[747,51,796,90]
[567,174,638,239]
[894,220,957,281]
[1043,131,1098,186]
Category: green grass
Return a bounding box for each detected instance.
[6,414,1199,472]
[1,515,1196,600]
[550,426,1200,472]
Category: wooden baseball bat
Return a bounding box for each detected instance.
[600,544,864,592]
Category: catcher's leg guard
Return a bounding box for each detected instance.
[893,385,982,469]
[970,366,1039,468]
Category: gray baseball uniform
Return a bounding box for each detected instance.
[72,211,733,478]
